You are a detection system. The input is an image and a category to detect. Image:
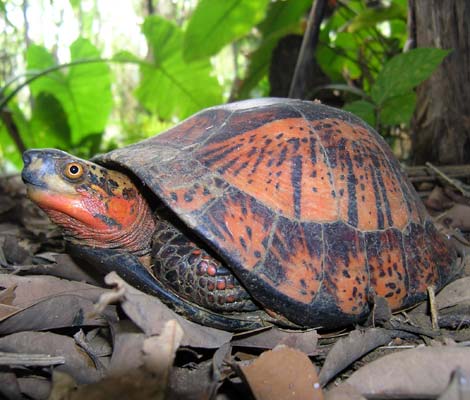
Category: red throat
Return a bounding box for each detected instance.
[29,187,155,256]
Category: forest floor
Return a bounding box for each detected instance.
[0,171,469,400]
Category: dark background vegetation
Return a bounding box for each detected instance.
[0,0,467,171]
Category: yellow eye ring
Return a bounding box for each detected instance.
[64,162,84,180]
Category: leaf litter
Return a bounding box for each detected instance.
[1,173,470,399]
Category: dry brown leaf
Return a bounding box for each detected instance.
[233,327,318,355]
[324,383,366,400]
[238,345,323,400]
[0,371,23,400]
[425,186,454,211]
[0,294,109,334]
[102,272,232,348]
[17,376,51,400]
[345,346,470,398]
[0,283,16,304]
[440,203,470,230]
[48,371,77,400]
[21,252,101,285]
[169,361,217,400]
[108,321,145,376]
[437,368,470,400]
[143,319,183,378]
[54,370,166,400]
[436,277,470,309]
[319,328,392,386]
[56,321,184,400]
[0,304,21,321]
[0,274,108,309]
[0,331,102,384]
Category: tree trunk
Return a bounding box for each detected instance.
[408,0,470,165]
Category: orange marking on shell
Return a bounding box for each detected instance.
[207,195,269,272]
[162,183,217,214]
[313,119,409,230]
[324,228,368,315]
[196,118,338,222]
[404,224,440,296]
[367,231,407,310]
[262,225,322,304]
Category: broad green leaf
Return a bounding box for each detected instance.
[136,16,222,120]
[0,122,22,170]
[343,100,376,127]
[113,50,142,63]
[144,16,182,63]
[237,0,311,98]
[346,3,406,33]
[371,48,449,104]
[30,93,71,149]
[26,38,112,144]
[237,37,278,99]
[258,0,311,37]
[379,92,416,126]
[0,103,29,170]
[68,0,80,10]
[183,0,270,62]
[316,44,345,82]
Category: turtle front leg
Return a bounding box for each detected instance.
[151,216,258,313]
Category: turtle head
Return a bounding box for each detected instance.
[22,149,155,257]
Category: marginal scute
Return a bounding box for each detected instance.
[323,222,368,315]
[365,228,408,309]
[95,98,458,329]
[259,217,323,305]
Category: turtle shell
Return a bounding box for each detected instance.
[96,98,458,328]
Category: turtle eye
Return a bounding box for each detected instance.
[64,162,84,180]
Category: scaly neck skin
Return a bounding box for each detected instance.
[43,190,156,261]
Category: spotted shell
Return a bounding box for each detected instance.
[96,98,458,328]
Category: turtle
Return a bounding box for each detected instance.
[21,98,460,331]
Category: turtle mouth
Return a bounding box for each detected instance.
[21,150,50,190]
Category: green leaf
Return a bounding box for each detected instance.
[0,102,29,170]
[346,3,406,33]
[26,39,112,144]
[30,93,71,149]
[183,0,270,61]
[237,0,311,98]
[258,0,311,37]
[371,48,450,104]
[237,37,278,99]
[136,16,222,120]
[379,92,416,126]
[112,50,142,63]
[343,100,376,127]
[0,122,22,170]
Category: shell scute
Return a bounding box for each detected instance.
[197,188,275,272]
[259,217,323,305]
[323,222,368,315]
[195,116,338,222]
[365,228,408,309]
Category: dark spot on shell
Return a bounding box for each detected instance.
[184,192,193,202]
[122,187,136,200]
